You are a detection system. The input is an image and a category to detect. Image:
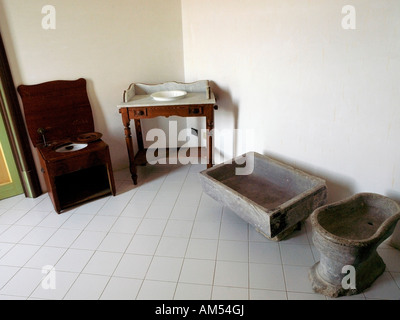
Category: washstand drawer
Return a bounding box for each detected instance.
[129,108,148,118]
[147,106,204,117]
[188,106,204,116]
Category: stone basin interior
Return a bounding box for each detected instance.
[316,195,400,240]
[206,154,322,211]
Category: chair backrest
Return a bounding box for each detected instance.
[18,78,94,147]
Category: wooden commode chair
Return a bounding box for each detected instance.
[18,78,116,213]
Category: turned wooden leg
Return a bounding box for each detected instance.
[205,108,214,168]
[121,110,137,185]
[134,118,144,151]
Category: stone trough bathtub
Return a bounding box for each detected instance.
[199,152,328,241]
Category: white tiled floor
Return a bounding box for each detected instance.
[0,163,400,300]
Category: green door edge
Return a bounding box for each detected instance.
[0,110,23,200]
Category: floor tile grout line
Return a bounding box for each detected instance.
[104,188,156,300]
[247,223,251,300]
[0,195,49,296]
[150,164,196,300]
[178,166,209,295]
[172,182,211,299]
[277,241,289,299]
[0,264,23,296]
[56,209,127,300]
[388,271,400,291]
[0,240,57,298]
[209,202,224,300]
[99,164,192,300]
[72,195,138,300]
[17,192,112,300]
[2,166,400,300]
[0,195,64,298]
[26,231,97,300]
[1,180,318,300]
[10,193,49,213]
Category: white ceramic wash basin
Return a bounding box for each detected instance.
[150,90,187,101]
[55,143,88,153]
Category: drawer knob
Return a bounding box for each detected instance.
[190,108,200,114]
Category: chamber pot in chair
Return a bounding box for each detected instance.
[18,78,116,213]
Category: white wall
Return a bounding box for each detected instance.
[0,0,185,191]
[182,0,400,202]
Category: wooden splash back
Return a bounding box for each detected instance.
[18,78,95,147]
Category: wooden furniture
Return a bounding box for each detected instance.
[18,78,116,213]
[118,80,217,185]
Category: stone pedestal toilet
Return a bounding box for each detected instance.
[390,222,400,250]
[309,193,400,297]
